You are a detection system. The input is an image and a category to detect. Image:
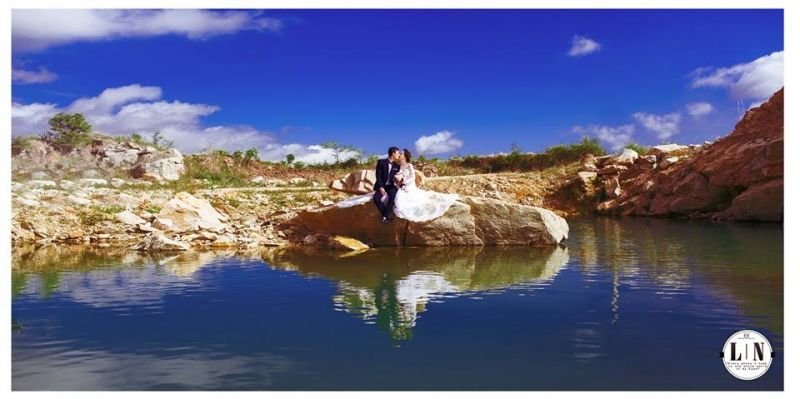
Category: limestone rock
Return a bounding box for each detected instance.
[282,195,568,247]
[330,169,426,194]
[157,192,228,232]
[609,148,639,165]
[130,156,185,181]
[116,210,147,226]
[328,235,370,251]
[135,232,190,251]
[330,170,376,194]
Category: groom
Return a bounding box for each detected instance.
[373,146,401,223]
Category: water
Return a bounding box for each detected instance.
[11,216,783,390]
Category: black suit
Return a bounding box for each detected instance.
[373,158,400,218]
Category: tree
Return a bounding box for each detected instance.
[320,141,365,164]
[510,143,523,154]
[150,131,174,149]
[244,147,260,163]
[286,153,296,164]
[43,112,92,151]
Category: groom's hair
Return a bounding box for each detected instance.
[387,146,400,156]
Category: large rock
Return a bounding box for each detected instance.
[330,170,376,194]
[134,231,190,251]
[609,148,639,166]
[282,196,568,247]
[647,144,690,159]
[130,154,185,181]
[598,88,783,221]
[157,192,229,232]
[330,169,426,194]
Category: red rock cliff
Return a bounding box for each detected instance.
[597,88,783,221]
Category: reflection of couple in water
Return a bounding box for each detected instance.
[336,146,459,224]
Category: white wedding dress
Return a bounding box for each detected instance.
[336,163,460,222]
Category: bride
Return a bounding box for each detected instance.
[336,148,460,222]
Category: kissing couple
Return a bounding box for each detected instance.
[336,146,459,223]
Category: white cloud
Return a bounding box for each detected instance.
[12,66,58,84]
[12,9,282,52]
[11,102,59,135]
[572,124,634,151]
[11,84,354,164]
[568,35,601,57]
[689,51,783,101]
[632,112,681,141]
[685,102,714,117]
[414,131,464,155]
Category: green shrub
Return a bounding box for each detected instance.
[445,136,606,173]
[41,112,92,152]
[624,142,650,155]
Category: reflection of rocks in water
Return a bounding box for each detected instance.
[569,216,783,335]
[12,245,261,305]
[263,245,569,339]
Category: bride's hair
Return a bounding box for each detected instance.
[403,148,412,163]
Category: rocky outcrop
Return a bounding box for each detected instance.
[13,136,186,183]
[157,192,228,232]
[595,88,783,221]
[281,196,568,247]
[128,149,185,182]
[329,169,426,194]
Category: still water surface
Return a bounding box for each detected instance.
[12,216,783,390]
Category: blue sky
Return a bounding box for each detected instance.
[11,9,784,162]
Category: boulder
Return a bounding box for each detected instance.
[725,178,783,222]
[116,210,147,226]
[281,196,568,247]
[101,148,140,167]
[328,235,370,251]
[157,192,228,232]
[134,232,190,251]
[609,148,639,165]
[330,170,376,194]
[330,169,426,194]
[130,156,185,181]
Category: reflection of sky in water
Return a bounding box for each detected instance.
[12,216,783,390]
